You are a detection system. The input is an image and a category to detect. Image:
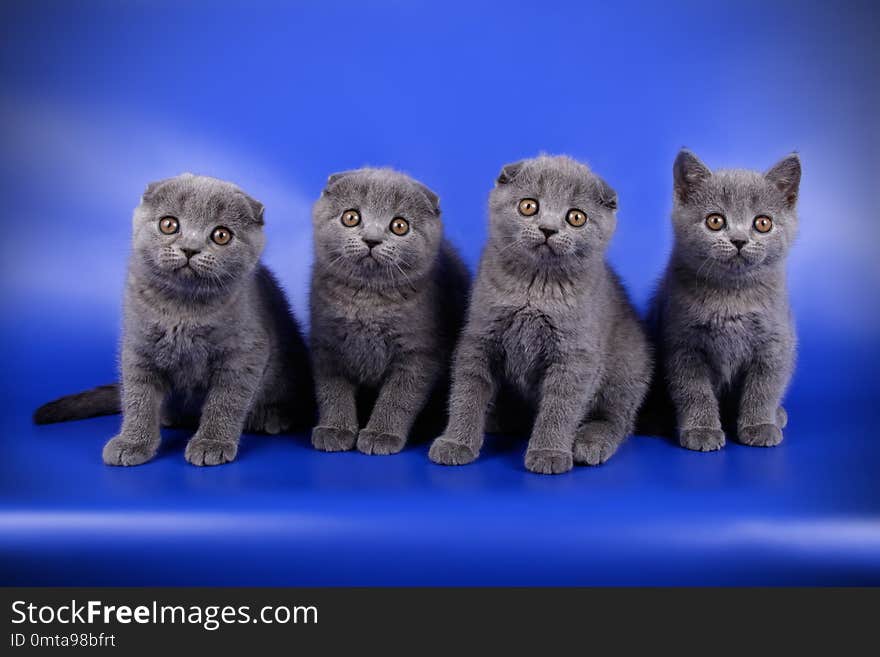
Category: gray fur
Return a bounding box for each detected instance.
[35,174,313,466]
[648,149,800,451]
[309,168,469,455]
[429,155,652,474]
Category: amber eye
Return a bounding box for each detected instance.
[518,198,539,216]
[341,209,361,227]
[158,216,179,235]
[390,217,410,236]
[753,215,773,233]
[566,208,588,227]
[211,226,233,245]
[705,213,726,231]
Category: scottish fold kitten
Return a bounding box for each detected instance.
[309,168,470,455]
[34,174,313,466]
[429,155,651,474]
[648,149,800,451]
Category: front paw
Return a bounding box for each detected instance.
[739,423,783,447]
[357,429,406,455]
[311,426,357,452]
[185,437,238,466]
[429,437,477,466]
[524,448,573,475]
[573,438,618,466]
[679,428,726,452]
[102,435,159,466]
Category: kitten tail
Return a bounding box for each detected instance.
[33,384,120,424]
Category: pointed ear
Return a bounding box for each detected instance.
[496,160,525,185]
[595,177,618,211]
[673,149,712,203]
[243,194,265,224]
[414,181,440,215]
[765,153,801,208]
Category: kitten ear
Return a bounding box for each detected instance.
[142,178,168,203]
[673,149,712,203]
[595,177,618,211]
[324,171,354,193]
[496,161,525,185]
[244,194,265,224]
[765,153,801,208]
[413,182,441,215]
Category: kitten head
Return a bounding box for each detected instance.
[131,173,265,298]
[671,149,801,280]
[488,155,618,273]
[312,168,443,288]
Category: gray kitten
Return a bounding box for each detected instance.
[429,155,651,474]
[309,168,470,455]
[647,149,800,451]
[34,174,313,466]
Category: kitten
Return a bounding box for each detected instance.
[429,155,652,474]
[648,149,800,451]
[309,168,469,455]
[34,173,313,466]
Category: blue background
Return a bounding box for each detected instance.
[1,0,878,584]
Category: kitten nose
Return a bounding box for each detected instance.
[181,248,200,259]
[730,239,747,251]
[362,238,382,249]
[539,227,558,240]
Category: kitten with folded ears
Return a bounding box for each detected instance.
[430,155,652,474]
[34,174,313,465]
[309,168,470,455]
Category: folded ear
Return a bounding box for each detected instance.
[324,170,356,193]
[142,178,170,203]
[496,160,526,185]
[243,194,265,224]
[595,177,618,211]
[413,181,440,215]
[673,149,712,203]
[765,153,801,208]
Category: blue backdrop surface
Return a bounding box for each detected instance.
[1,0,878,584]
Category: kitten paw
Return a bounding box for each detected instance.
[679,428,726,452]
[573,438,619,466]
[357,429,406,455]
[429,437,477,466]
[262,407,292,435]
[524,448,573,475]
[102,436,159,466]
[185,437,238,466]
[311,426,357,452]
[777,406,788,429]
[739,423,783,447]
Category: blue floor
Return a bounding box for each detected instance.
[2,313,878,586]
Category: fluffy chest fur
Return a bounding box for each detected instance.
[670,280,790,388]
[481,270,591,396]
[125,285,246,395]
[313,285,424,386]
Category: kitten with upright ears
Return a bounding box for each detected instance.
[429,155,652,474]
[34,174,313,465]
[648,149,801,451]
[309,168,470,455]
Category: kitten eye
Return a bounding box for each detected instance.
[158,216,179,235]
[566,208,588,227]
[518,198,539,217]
[705,213,726,231]
[753,215,773,233]
[211,226,233,245]
[390,217,410,236]
[341,209,361,227]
